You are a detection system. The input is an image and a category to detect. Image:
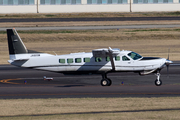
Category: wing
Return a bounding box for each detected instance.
[92,47,120,71]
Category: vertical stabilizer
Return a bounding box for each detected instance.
[7,29,27,55]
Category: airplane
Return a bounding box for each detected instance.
[6,28,173,86]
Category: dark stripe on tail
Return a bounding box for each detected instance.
[7,29,27,55]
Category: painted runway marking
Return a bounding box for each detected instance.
[0,79,22,84]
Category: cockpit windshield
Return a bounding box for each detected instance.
[128,52,142,60]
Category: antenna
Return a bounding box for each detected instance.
[53,51,57,56]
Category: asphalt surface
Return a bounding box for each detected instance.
[1,16,180,31]
[0,63,180,99]
[1,24,180,31]
[0,17,180,23]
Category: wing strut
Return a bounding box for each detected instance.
[92,47,119,71]
[108,47,115,71]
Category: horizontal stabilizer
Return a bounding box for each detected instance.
[12,58,29,61]
[8,58,29,63]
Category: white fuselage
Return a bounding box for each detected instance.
[9,50,167,74]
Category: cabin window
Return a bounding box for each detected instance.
[75,58,81,63]
[59,59,65,63]
[95,57,102,62]
[84,58,90,62]
[67,58,73,63]
[115,56,120,61]
[106,57,110,61]
[122,56,130,61]
[128,52,142,60]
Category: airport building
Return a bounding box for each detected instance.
[0,0,179,13]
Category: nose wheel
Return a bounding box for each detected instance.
[155,73,162,86]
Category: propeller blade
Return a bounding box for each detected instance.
[166,49,171,78]
[167,49,170,60]
[167,64,169,78]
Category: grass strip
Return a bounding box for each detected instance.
[0,28,180,34]
[0,97,180,120]
[0,30,90,34]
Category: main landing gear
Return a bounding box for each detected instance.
[155,72,162,86]
[101,73,112,86]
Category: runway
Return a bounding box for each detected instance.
[1,16,180,31]
[1,24,180,31]
[0,63,180,99]
[0,17,180,23]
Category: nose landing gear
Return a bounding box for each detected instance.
[155,73,162,86]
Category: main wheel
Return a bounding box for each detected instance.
[101,79,109,86]
[101,79,108,86]
[155,79,162,86]
[107,78,112,86]
[101,78,112,86]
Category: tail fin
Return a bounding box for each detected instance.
[7,28,28,55]
[6,29,52,67]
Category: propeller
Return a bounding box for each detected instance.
[167,49,169,76]
[165,49,172,78]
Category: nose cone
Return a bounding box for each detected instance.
[165,59,173,65]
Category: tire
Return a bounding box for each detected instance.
[107,78,112,86]
[101,79,109,86]
[155,79,162,86]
